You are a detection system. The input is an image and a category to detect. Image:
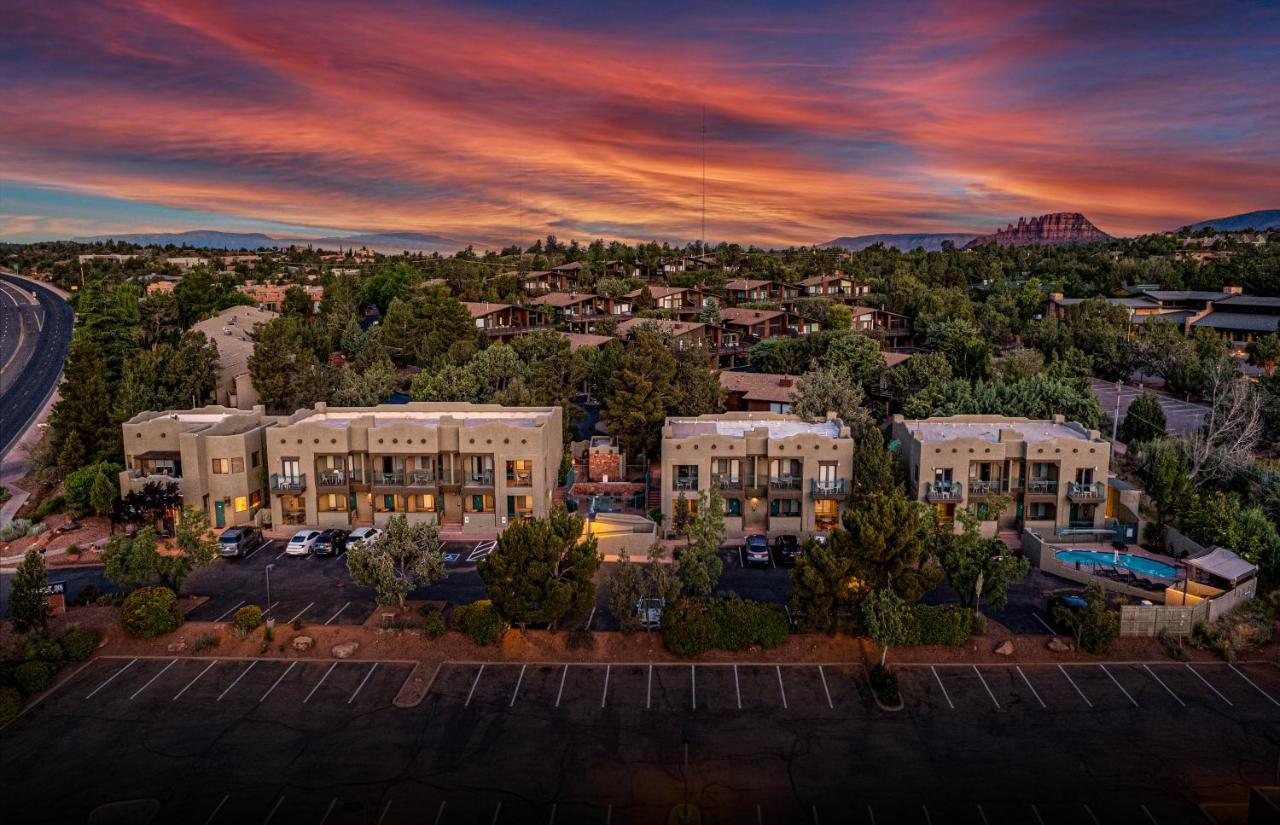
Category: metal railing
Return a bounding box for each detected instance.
[407,470,437,487]
[769,476,802,491]
[316,471,347,487]
[506,472,534,487]
[371,471,405,487]
[270,473,306,492]
[1067,481,1107,501]
[464,470,495,487]
[925,481,963,502]
[1026,479,1059,495]
[713,474,743,491]
[969,479,1003,495]
[810,479,847,498]
[672,476,699,491]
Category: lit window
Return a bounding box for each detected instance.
[234,496,248,513]
[211,458,229,474]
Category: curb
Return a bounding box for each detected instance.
[393,660,442,708]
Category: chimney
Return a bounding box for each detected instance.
[777,377,794,388]
[1222,286,1243,295]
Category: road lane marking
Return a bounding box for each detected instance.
[776,665,788,709]
[1101,665,1139,707]
[304,663,338,703]
[465,665,486,707]
[818,665,834,709]
[262,795,285,825]
[510,664,526,707]
[1142,665,1184,707]
[930,666,954,709]
[1230,664,1280,706]
[1016,666,1046,709]
[324,602,351,625]
[691,665,696,710]
[173,660,217,701]
[601,665,610,708]
[129,659,177,700]
[433,801,446,825]
[203,794,230,825]
[1059,665,1093,708]
[259,662,297,702]
[319,798,337,825]
[287,602,314,624]
[85,658,138,699]
[555,664,568,707]
[348,664,378,704]
[218,661,257,701]
[734,664,742,709]
[973,665,1000,709]
[646,664,652,709]
[212,600,247,623]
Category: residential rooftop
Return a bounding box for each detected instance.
[284,402,558,429]
[895,414,1104,445]
[666,413,844,440]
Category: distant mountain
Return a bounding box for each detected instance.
[820,232,976,252]
[963,213,1111,249]
[1183,209,1280,232]
[71,229,459,253]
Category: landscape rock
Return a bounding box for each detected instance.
[994,640,1014,656]
[166,639,186,653]
[1046,637,1073,653]
[292,635,314,652]
[331,640,359,659]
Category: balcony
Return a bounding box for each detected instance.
[270,473,306,493]
[925,481,963,502]
[505,472,534,488]
[1067,481,1107,502]
[713,474,743,491]
[437,469,463,487]
[1025,479,1059,496]
[407,470,437,488]
[464,470,495,488]
[810,479,847,499]
[672,477,699,492]
[969,479,1004,496]
[316,471,348,488]
[743,475,766,494]
[769,476,802,492]
[371,471,405,488]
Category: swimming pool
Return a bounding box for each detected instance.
[1054,549,1179,579]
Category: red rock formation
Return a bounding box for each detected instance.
[964,212,1111,248]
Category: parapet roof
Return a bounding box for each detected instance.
[900,416,1101,445]
[667,414,843,440]
[286,403,556,429]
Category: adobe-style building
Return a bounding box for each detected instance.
[237,282,324,313]
[265,403,562,534]
[661,412,855,538]
[892,414,1114,533]
[190,305,278,409]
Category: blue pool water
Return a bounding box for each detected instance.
[1055,549,1179,579]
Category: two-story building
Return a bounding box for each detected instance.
[795,275,869,302]
[463,302,544,341]
[625,285,711,318]
[527,292,632,333]
[661,413,855,538]
[723,279,799,306]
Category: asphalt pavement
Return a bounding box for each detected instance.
[0,271,73,459]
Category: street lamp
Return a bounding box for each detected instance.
[265,563,274,607]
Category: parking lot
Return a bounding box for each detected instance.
[1090,379,1209,436]
[6,656,1277,824]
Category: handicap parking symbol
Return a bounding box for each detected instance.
[444,553,461,563]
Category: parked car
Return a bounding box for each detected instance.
[1048,593,1088,628]
[218,526,263,558]
[771,534,801,566]
[743,534,771,567]
[285,530,322,556]
[313,529,349,556]
[347,526,382,549]
[636,598,665,630]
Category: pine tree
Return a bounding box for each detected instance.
[1117,392,1167,446]
[10,549,51,634]
[49,338,117,471]
[602,329,677,462]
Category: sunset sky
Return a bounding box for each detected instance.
[2,0,1277,247]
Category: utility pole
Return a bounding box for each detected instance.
[1110,380,1122,443]
[265,563,274,608]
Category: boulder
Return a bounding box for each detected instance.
[292,635,314,652]
[1046,636,1073,653]
[993,640,1014,656]
[166,639,186,653]
[331,640,359,659]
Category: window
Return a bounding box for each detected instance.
[507,495,534,518]
[506,460,533,487]
[376,494,399,513]
[1028,502,1057,520]
[467,494,495,513]
[726,498,741,517]
[249,490,262,508]
[814,499,838,530]
[673,465,699,491]
[320,494,346,512]
[251,451,260,468]
[234,496,248,513]
[410,494,436,512]
[230,457,244,474]
[770,499,800,517]
[211,458,229,474]
[769,403,793,414]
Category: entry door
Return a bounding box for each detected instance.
[443,494,463,524]
[214,500,225,528]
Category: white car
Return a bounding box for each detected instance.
[285,530,322,556]
[347,526,382,549]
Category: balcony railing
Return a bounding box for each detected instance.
[769,476,802,492]
[743,475,766,493]
[810,479,847,499]
[713,474,743,491]
[128,468,182,482]
[464,470,495,487]
[1067,481,1107,502]
[672,477,699,491]
[1026,479,1059,495]
[371,471,405,487]
[407,470,437,487]
[969,479,1003,495]
[317,471,347,487]
[506,472,533,487]
[270,473,306,493]
[925,481,963,502]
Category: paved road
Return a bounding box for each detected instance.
[0,272,73,458]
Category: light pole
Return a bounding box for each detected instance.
[1110,380,1122,444]
[265,563,274,608]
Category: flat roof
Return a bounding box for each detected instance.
[292,408,552,429]
[901,418,1099,445]
[1191,312,1280,333]
[1216,294,1280,308]
[667,416,841,439]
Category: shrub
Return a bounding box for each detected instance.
[65,543,83,558]
[421,606,446,640]
[291,617,306,631]
[910,605,974,647]
[233,605,263,637]
[191,633,220,653]
[0,519,32,542]
[661,599,715,657]
[27,522,47,537]
[32,495,66,521]
[73,584,100,606]
[13,661,57,696]
[25,638,64,664]
[95,592,126,607]
[1158,631,1188,662]
[452,600,502,646]
[263,625,275,643]
[0,686,22,727]
[868,663,900,706]
[60,627,100,662]
[119,587,182,638]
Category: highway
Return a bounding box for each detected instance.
[0,272,74,459]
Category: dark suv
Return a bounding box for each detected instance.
[743,534,771,567]
[313,529,349,556]
[218,526,262,558]
[771,534,801,567]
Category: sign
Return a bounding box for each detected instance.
[43,580,67,616]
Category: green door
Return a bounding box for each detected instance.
[214,500,225,528]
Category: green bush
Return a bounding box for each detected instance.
[73,584,100,606]
[65,543,83,558]
[119,587,182,638]
[0,519,32,542]
[0,686,22,727]
[31,495,66,521]
[452,600,502,646]
[191,633,220,653]
[24,638,64,664]
[61,627,100,662]
[420,606,446,640]
[13,661,57,696]
[909,605,974,647]
[707,596,789,651]
[869,663,900,706]
[970,612,988,636]
[233,605,263,637]
[661,599,716,657]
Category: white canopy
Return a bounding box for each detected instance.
[1186,546,1258,585]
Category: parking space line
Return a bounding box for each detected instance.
[376,799,391,825]
[433,801,446,825]
[348,664,378,704]
[203,794,230,825]
[319,798,337,825]
[646,665,652,710]
[1031,804,1045,825]
[756,804,763,825]
[510,664,526,707]
[324,602,351,625]
[1033,613,1056,634]
[606,804,612,825]
[287,602,314,624]
[129,659,177,700]
[260,662,297,702]
[601,665,610,708]
[1141,804,1159,824]
[274,547,290,560]
[173,660,218,701]
[1016,666,1046,709]
[973,666,1000,709]
[930,666,954,709]
[548,802,556,825]
[242,540,269,560]
[465,660,483,706]
[555,664,568,707]
[818,665,834,709]
[734,665,742,709]
[1058,665,1093,708]
[977,803,989,825]
[261,601,280,617]
[218,661,256,701]
[213,600,247,622]
[490,801,501,824]
[1101,665,1139,708]
[86,658,138,699]
[304,663,338,703]
[866,803,875,824]
[811,804,820,824]
[1230,664,1280,706]
[1142,665,1184,707]
[263,795,285,825]
[921,804,932,825]
[776,665,788,709]
[1083,804,1100,825]
[691,665,697,710]
[1184,665,1232,706]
